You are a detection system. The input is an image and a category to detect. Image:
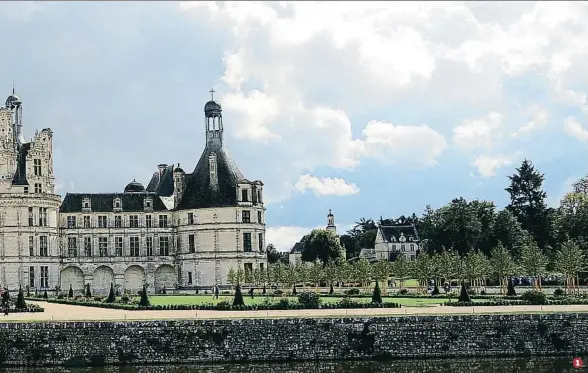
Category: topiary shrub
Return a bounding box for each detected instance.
[139,284,150,307]
[85,284,91,298]
[121,295,130,304]
[521,290,547,305]
[298,292,321,309]
[458,282,471,303]
[106,283,115,303]
[506,278,516,296]
[233,285,245,306]
[345,288,360,296]
[372,282,382,304]
[68,285,73,298]
[56,293,65,300]
[15,287,26,310]
[431,284,440,296]
[553,288,565,297]
[329,284,334,295]
[162,288,167,295]
[43,289,48,299]
[398,288,409,295]
[262,285,266,295]
[292,284,297,295]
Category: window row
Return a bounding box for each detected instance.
[239,188,262,203]
[389,243,416,252]
[28,207,48,227]
[66,236,171,257]
[29,265,49,289]
[66,214,169,229]
[240,210,263,224]
[29,236,49,257]
[22,183,44,194]
[82,197,154,212]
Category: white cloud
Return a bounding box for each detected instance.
[564,116,588,142]
[546,176,577,208]
[510,105,549,137]
[453,112,504,151]
[265,225,311,252]
[471,154,515,178]
[294,174,360,197]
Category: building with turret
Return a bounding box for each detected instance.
[0,89,267,294]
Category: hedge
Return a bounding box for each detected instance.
[447,298,588,307]
[3,304,45,313]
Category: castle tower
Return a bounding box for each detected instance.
[326,209,336,235]
[204,88,223,148]
[5,88,24,148]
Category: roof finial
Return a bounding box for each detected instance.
[209,88,215,100]
[12,81,15,95]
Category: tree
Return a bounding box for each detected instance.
[413,253,436,293]
[372,260,390,294]
[458,282,471,302]
[555,240,586,295]
[391,255,411,289]
[43,289,48,299]
[285,265,298,287]
[269,263,286,288]
[492,209,526,259]
[340,234,360,259]
[506,278,516,296]
[139,284,150,307]
[323,261,339,288]
[85,284,91,298]
[68,284,73,298]
[462,250,489,291]
[302,229,343,264]
[233,285,245,306]
[266,244,282,264]
[106,283,116,303]
[556,189,588,244]
[505,159,554,251]
[15,287,26,310]
[309,261,324,289]
[437,249,460,286]
[371,282,382,304]
[354,259,372,289]
[489,243,517,294]
[519,236,548,289]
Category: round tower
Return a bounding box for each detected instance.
[5,87,24,148]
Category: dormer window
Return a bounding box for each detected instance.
[241,189,249,202]
[409,236,414,242]
[144,197,153,211]
[400,234,406,243]
[82,198,92,212]
[390,236,396,242]
[113,197,122,212]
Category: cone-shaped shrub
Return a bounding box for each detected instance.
[329,284,334,295]
[372,281,382,304]
[292,284,297,295]
[262,285,266,295]
[233,285,245,306]
[458,282,471,303]
[1,289,9,305]
[139,284,150,307]
[68,284,74,298]
[15,287,26,310]
[106,283,116,303]
[431,283,440,296]
[43,289,48,299]
[507,278,517,296]
[85,284,91,298]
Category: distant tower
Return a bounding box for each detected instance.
[326,209,336,235]
[5,87,24,149]
[204,88,223,148]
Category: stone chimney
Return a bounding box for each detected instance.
[157,164,167,181]
[173,164,186,208]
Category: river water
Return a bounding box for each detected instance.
[0,358,583,373]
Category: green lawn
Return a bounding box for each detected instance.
[135,295,485,308]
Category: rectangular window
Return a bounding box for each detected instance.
[188,234,195,253]
[260,263,264,271]
[114,216,122,228]
[98,216,107,228]
[33,159,42,176]
[34,183,42,194]
[243,233,252,252]
[187,272,193,285]
[38,208,47,227]
[176,236,181,252]
[115,237,123,256]
[401,244,406,252]
[258,211,262,223]
[23,186,28,194]
[187,213,194,225]
[29,266,35,288]
[146,237,153,256]
[99,237,108,257]
[29,236,34,256]
[158,215,168,228]
[241,189,248,202]
[242,210,250,223]
[129,215,139,228]
[146,215,152,228]
[28,207,33,226]
[83,215,90,228]
[257,190,262,203]
[40,266,49,288]
[159,236,169,256]
[67,216,76,229]
[129,237,139,257]
[39,236,48,257]
[84,237,92,257]
[258,233,263,251]
[67,237,77,257]
[410,244,415,251]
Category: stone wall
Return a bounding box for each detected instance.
[0,314,586,367]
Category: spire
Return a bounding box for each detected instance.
[210,88,215,100]
[204,90,223,148]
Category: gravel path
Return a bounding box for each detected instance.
[1,302,588,322]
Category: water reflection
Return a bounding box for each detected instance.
[0,358,581,373]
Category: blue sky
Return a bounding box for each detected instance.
[2,2,588,251]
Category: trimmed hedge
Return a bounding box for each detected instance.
[447,298,588,307]
[6,304,44,313]
[37,297,401,311]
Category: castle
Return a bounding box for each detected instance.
[0,89,267,294]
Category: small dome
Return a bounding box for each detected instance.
[124,179,145,193]
[204,100,222,117]
[174,167,184,173]
[5,94,21,109]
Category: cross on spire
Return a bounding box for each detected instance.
[209,88,215,100]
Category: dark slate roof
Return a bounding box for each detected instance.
[60,193,167,213]
[146,165,175,197]
[289,241,305,255]
[379,225,420,242]
[124,180,145,193]
[12,143,30,186]
[176,142,245,210]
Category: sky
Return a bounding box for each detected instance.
[2,2,588,252]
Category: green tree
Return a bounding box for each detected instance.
[555,240,586,295]
[269,263,286,288]
[252,268,262,285]
[462,250,489,290]
[372,260,390,293]
[556,188,588,244]
[335,258,351,287]
[492,209,526,259]
[302,229,344,264]
[519,236,549,289]
[139,284,150,307]
[106,283,115,303]
[233,285,245,306]
[266,244,282,264]
[391,255,412,289]
[437,249,460,286]
[413,252,436,293]
[355,259,372,289]
[490,243,517,294]
[371,281,382,304]
[285,265,298,287]
[323,261,339,288]
[15,287,26,310]
[227,268,237,286]
[309,261,324,289]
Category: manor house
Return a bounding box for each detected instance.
[0,89,267,294]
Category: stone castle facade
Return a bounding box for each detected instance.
[0,90,267,294]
